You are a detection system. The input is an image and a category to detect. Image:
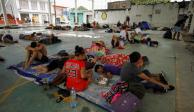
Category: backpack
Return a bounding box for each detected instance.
[111,92,142,112]
[163,29,172,39]
[127,82,146,99]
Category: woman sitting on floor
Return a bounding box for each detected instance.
[53,46,92,91]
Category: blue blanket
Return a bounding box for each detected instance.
[8,61,121,112]
[8,61,58,84]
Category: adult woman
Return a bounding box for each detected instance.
[61,46,91,91]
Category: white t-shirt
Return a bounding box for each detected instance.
[120,30,126,40]
[135,27,142,34]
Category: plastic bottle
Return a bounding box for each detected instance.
[70,87,77,108]
[147,41,151,46]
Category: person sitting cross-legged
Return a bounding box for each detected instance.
[120,51,175,93]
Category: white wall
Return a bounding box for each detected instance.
[188,1,194,33]
[129,5,153,24]
[94,2,187,28]
[151,3,179,27]
[95,10,127,25]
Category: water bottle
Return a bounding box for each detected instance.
[147,41,151,46]
[70,87,77,108]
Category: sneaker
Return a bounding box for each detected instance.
[168,85,175,91]
[160,71,166,77]
[159,75,168,84]
[153,88,168,93]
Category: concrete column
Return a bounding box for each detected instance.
[37,1,40,11]
[188,1,194,33]
[54,0,56,25]
[1,0,8,25]
[92,0,94,21]
[16,0,20,9]
[75,0,78,24]
[29,13,32,25]
[39,14,42,25]
[48,0,52,24]
[28,0,31,10]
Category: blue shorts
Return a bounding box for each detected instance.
[174,26,181,32]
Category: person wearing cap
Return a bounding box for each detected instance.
[120,51,174,93]
[24,41,48,69]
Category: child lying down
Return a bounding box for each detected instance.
[93,64,121,85]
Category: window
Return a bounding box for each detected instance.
[19,0,29,9]
[40,2,45,10]
[31,1,37,10]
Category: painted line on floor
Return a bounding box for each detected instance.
[0,78,30,104]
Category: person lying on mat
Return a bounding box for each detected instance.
[21,32,38,41]
[120,51,175,93]
[53,46,92,91]
[0,28,18,43]
[33,51,71,74]
[24,41,48,69]
[93,64,121,82]
[38,33,61,44]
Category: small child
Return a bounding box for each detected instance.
[93,64,121,84]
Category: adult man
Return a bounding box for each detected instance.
[173,15,188,40]
[120,51,174,93]
[24,42,48,69]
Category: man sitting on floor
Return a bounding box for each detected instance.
[120,51,175,93]
[24,41,48,69]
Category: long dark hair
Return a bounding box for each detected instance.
[75,45,85,56]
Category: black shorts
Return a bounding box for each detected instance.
[47,58,68,71]
[35,55,49,63]
[47,60,59,71]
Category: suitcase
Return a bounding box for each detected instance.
[111,92,142,112]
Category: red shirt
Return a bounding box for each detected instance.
[64,59,88,91]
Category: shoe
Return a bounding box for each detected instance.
[153,88,168,93]
[168,85,175,91]
[159,71,168,84]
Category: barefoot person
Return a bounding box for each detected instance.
[24,42,48,69]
